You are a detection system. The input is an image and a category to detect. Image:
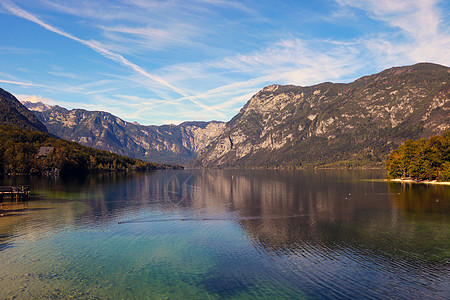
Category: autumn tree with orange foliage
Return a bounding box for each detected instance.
[386,132,450,181]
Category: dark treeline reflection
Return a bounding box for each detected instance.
[388,181,450,215]
[1,170,449,263]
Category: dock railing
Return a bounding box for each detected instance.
[0,185,31,201]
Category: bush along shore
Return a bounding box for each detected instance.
[386,131,450,182]
[0,125,182,177]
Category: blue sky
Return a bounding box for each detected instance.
[1,0,449,125]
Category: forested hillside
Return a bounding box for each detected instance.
[0,125,178,176]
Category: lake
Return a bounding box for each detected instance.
[0,170,449,299]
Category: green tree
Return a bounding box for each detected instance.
[0,125,179,176]
[387,132,450,181]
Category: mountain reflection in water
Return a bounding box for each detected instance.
[0,170,448,299]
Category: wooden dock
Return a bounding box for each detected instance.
[0,185,30,201]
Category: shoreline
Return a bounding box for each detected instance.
[386,179,450,185]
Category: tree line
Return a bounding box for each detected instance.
[386,131,450,181]
[0,125,180,176]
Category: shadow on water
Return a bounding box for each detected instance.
[202,275,252,298]
[0,233,14,252]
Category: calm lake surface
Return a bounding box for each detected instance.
[0,169,449,299]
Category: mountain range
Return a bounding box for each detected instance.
[28,105,225,165]
[0,89,174,175]
[10,62,450,168]
[193,63,449,168]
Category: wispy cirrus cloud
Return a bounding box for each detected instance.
[162,38,361,101]
[337,0,450,66]
[87,34,373,123]
[1,0,177,92]
[0,46,49,55]
[0,79,47,88]
[98,24,203,54]
[162,38,359,86]
[1,0,448,125]
[1,0,226,118]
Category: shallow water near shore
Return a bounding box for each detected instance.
[0,169,449,299]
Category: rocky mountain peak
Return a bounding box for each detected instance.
[192,62,450,168]
[261,84,280,92]
[21,101,53,112]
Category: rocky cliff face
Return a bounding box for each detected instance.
[0,88,48,132]
[21,101,52,112]
[192,63,449,168]
[28,105,225,165]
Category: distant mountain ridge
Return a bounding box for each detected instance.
[21,100,52,112]
[21,62,450,168]
[192,63,450,168]
[26,104,225,165]
[0,89,176,174]
[0,88,48,132]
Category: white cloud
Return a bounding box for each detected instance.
[0,79,47,88]
[337,0,450,66]
[16,94,56,104]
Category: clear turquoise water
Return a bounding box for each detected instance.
[0,170,449,299]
